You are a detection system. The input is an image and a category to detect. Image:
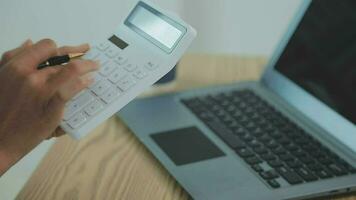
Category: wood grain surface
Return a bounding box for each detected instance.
[17,54,356,200]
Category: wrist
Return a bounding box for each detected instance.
[0,148,13,176]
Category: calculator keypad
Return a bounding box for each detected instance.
[63,41,159,130]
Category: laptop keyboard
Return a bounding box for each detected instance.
[182,89,356,189]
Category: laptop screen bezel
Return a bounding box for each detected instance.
[261,0,356,154]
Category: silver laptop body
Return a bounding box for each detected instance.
[118,1,356,199]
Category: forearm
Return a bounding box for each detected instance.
[0,146,14,176]
[0,128,44,176]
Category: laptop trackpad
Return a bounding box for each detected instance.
[151,127,225,166]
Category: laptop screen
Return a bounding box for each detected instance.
[275,0,356,124]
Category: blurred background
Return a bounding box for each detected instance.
[0,0,302,199]
[0,0,301,56]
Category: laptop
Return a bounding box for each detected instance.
[118,0,356,199]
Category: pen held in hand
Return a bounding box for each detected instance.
[37,53,86,69]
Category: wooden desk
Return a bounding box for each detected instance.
[17,54,356,200]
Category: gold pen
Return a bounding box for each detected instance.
[37,53,86,69]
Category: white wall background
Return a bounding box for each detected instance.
[0,0,302,57]
[182,0,302,56]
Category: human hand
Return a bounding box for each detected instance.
[0,39,99,175]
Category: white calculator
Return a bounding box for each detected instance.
[61,0,197,139]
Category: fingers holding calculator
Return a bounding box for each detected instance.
[0,39,99,175]
[0,0,196,176]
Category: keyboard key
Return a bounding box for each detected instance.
[318,157,334,165]
[248,140,261,148]
[291,149,307,158]
[91,80,111,96]
[207,121,246,150]
[252,164,264,172]
[268,160,284,168]
[245,156,262,165]
[260,170,279,180]
[260,153,277,161]
[253,146,269,154]
[67,112,87,129]
[196,111,216,122]
[295,168,318,182]
[277,137,292,145]
[265,140,279,149]
[284,143,299,151]
[328,163,348,176]
[286,160,303,169]
[307,163,324,171]
[315,168,333,179]
[236,148,254,158]
[64,91,94,120]
[101,86,120,104]
[276,166,303,185]
[240,134,254,142]
[271,146,285,155]
[279,154,294,162]
[299,156,315,164]
[133,68,147,79]
[267,179,281,188]
[84,99,104,116]
[228,137,246,149]
[99,62,118,77]
[117,75,136,91]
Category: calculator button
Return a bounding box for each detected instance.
[91,73,103,86]
[105,47,119,58]
[108,69,127,83]
[67,112,87,129]
[88,73,103,88]
[64,91,94,120]
[124,63,137,72]
[97,42,110,51]
[133,68,147,79]
[72,90,85,101]
[114,55,128,65]
[84,49,100,60]
[91,80,111,96]
[117,76,136,91]
[96,54,110,66]
[84,99,104,116]
[101,86,120,104]
[145,61,158,71]
[99,62,118,77]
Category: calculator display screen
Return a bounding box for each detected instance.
[125,2,187,53]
